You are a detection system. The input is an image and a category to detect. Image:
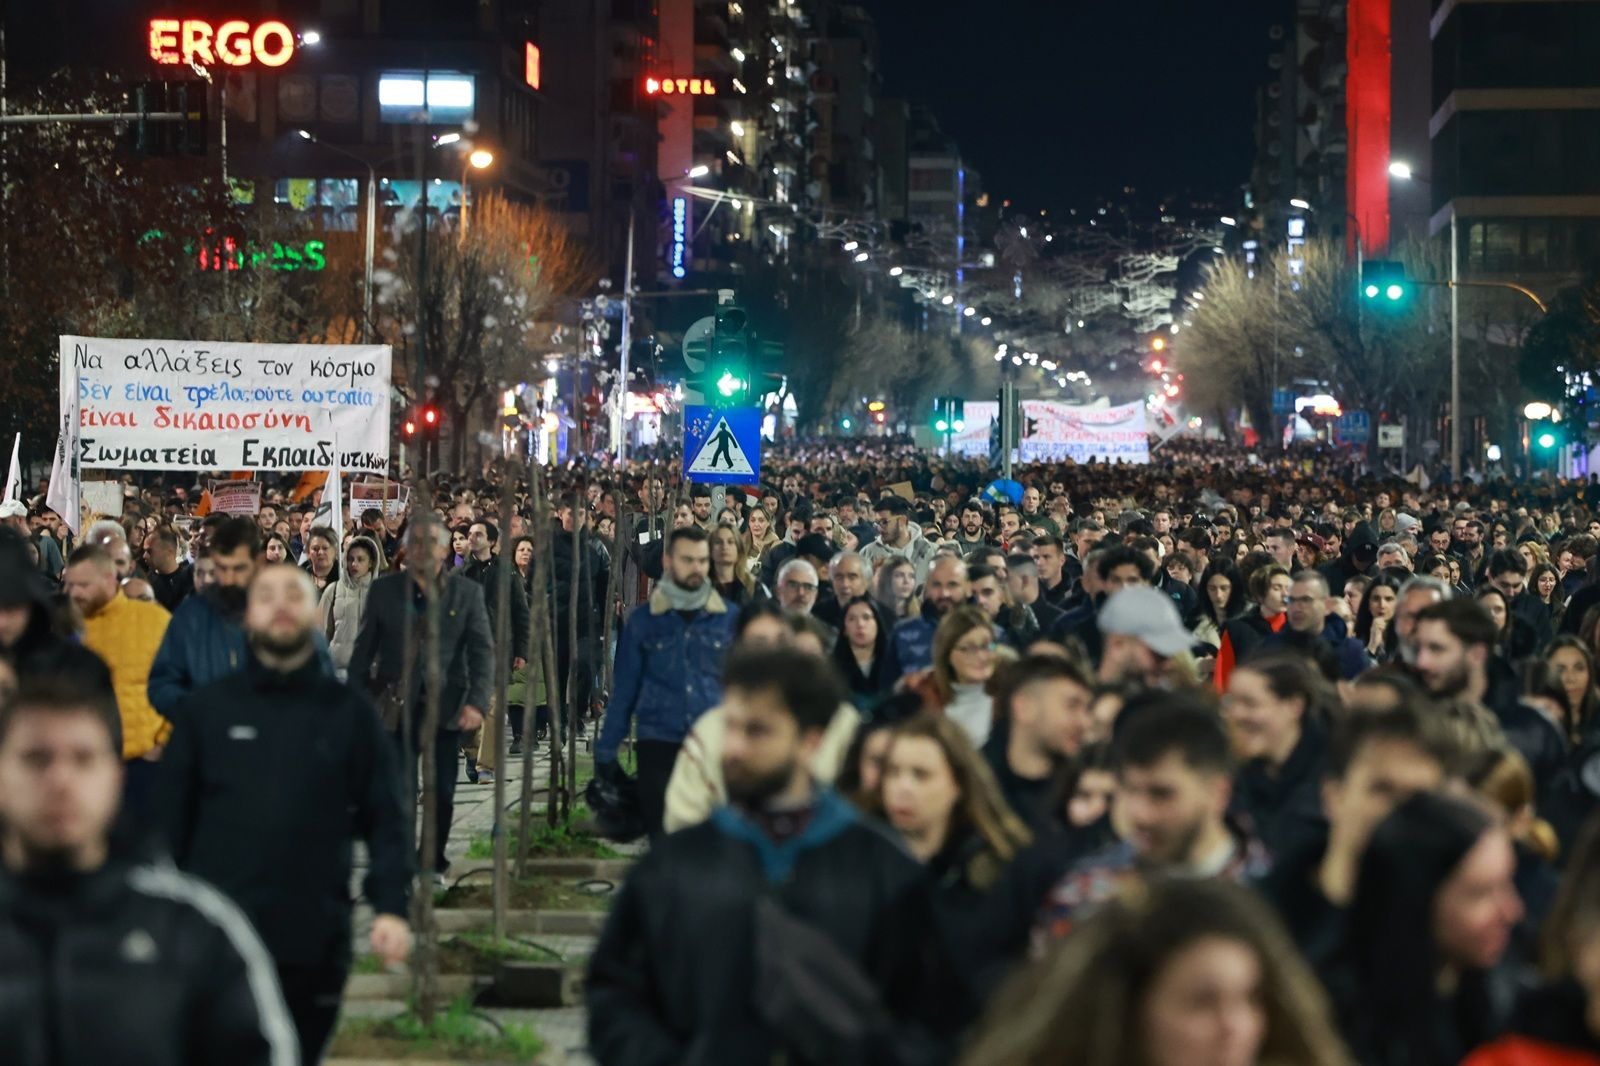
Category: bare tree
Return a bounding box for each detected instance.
[375,195,596,466]
[1175,255,1282,445]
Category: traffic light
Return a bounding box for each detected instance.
[1361,261,1409,304]
[127,80,208,156]
[840,416,853,431]
[932,396,965,434]
[1533,423,1562,452]
[421,402,441,441]
[402,418,417,439]
[707,305,752,408]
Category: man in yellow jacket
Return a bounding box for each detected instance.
[64,543,172,813]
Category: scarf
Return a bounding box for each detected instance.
[656,575,713,612]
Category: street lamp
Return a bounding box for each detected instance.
[1524,402,1554,421]
[687,164,710,178]
[459,148,495,243]
[1387,161,1413,181]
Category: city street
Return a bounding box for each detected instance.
[5,2,1600,1066]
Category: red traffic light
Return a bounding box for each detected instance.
[423,406,439,426]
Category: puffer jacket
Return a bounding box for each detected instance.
[0,858,297,1066]
[595,586,736,764]
[80,592,172,760]
[318,536,382,672]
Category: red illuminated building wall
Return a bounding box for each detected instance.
[1347,0,1392,256]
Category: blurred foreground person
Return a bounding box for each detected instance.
[1327,790,1525,1066]
[961,879,1353,1066]
[154,565,411,1065]
[588,645,958,1065]
[0,670,296,1066]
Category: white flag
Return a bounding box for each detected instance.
[2,433,19,504]
[46,362,81,535]
[312,439,343,554]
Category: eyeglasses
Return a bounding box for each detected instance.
[782,581,819,593]
[953,640,997,655]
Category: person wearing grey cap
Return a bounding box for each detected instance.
[1096,584,1197,686]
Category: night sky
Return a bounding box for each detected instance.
[867,0,1287,212]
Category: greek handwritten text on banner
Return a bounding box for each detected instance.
[60,336,392,473]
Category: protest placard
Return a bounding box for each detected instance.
[208,480,262,515]
[60,336,392,473]
[350,480,409,518]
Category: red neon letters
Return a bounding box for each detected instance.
[644,76,718,97]
[148,18,296,68]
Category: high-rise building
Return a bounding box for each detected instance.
[1425,0,1600,280]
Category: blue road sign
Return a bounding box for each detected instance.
[684,405,762,485]
[1338,411,1370,437]
[1272,388,1295,415]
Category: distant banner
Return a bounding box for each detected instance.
[60,336,392,473]
[208,480,261,515]
[1020,400,1150,465]
[949,399,1150,465]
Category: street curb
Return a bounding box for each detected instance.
[435,908,609,936]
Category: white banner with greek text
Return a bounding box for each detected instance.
[60,336,392,473]
[1019,400,1150,464]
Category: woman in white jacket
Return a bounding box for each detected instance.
[319,534,385,676]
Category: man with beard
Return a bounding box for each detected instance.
[588,645,958,1062]
[0,668,298,1066]
[155,565,412,1065]
[151,518,337,719]
[951,501,991,557]
[64,545,171,814]
[347,520,493,876]
[596,526,737,837]
[884,554,972,680]
[1031,693,1270,947]
[1409,598,1566,795]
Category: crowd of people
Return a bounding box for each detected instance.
[5,436,1600,1064]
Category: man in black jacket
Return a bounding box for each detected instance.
[0,667,297,1066]
[459,520,531,783]
[549,495,611,738]
[154,564,412,1065]
[588,645,959,1064]
[348,521,494,875]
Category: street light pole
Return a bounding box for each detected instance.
[615,210,636,464]
[1450,211,1461,482]
[297,130,377,343]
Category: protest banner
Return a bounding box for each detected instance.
[207,480,262,515]
[59,336,392,473]
[350,480,410,518]
[1018,400,1151,465]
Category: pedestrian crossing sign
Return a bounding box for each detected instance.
[683,405,762,485]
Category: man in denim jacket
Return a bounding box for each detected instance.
[596,525,736,837]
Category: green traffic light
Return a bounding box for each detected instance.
[953,419,965,431]
[841,417,852,430]
[1537,431,1558,450]
[716,370,745,398]
[935,418,949,432]
[1364,284,1380,299]
[1386,283,1404,301]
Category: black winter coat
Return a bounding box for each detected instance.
[1230,720,1329,863]
[458,553,531,660]
[549,529,611,639]
[586,791,960,1066]
[0,859,298,1066]
[152,655,411,967]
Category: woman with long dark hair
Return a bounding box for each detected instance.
[1193,563,1245,651]
[1328,790,1524,1066]
[831,595,893,710]
[1353,574,1402,663]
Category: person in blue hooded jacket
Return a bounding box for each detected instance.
[148,518,332,719]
